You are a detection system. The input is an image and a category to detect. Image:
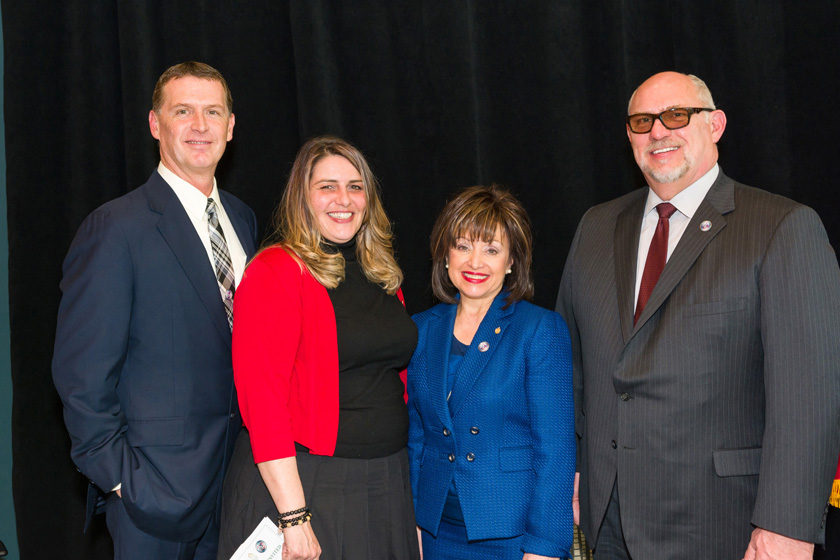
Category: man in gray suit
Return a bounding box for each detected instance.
[556,71,840,559]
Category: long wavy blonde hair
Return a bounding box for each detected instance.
[264,136,403,293]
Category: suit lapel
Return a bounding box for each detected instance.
[145,172,233,346]
[424,304,457,427]
[615,192,646,345]
[448,296,514,418]
[631,172,735,333]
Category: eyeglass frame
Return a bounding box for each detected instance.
[626,107,714,134]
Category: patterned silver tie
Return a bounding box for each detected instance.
[205,198,235,329]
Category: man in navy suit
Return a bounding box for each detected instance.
[53,61,257,559]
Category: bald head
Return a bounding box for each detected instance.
[628,72,716,113]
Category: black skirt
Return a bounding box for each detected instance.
[217,429,420,560]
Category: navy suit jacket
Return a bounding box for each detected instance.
[407,293,576,558]
[53,170,257,541]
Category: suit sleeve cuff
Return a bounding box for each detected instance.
[522,533,572,559]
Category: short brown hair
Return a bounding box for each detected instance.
[152,61,233,113]
[430,185,534,306]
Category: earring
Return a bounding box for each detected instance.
[445,263,449,269]
[505,268,512,274]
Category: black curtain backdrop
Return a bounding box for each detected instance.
[3,1,839,557]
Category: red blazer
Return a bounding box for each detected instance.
[232,246,405,463]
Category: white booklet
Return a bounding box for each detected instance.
[229,516,285,560]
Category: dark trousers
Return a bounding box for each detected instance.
[105,493,219,560]
[594,481,632,560]
[816,506,840,560]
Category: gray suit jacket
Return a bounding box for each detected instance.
[556,171,840,558]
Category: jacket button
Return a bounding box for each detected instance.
[611,440,617,449]
[448,453,455,462]
[466,452,475,461]
[443,428,451,437]
[620,393,630,401]
[470,426,479,435]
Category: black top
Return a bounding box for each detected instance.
[325,238,418,459]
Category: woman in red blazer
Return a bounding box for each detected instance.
[217,136,419,560]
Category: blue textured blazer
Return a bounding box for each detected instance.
[407,292,576,558]
[52,171,257,541]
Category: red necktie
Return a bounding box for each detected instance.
[634,202,677,324]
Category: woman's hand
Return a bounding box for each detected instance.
[281,522,321,560]
[256,457,320,559]
[416,525,423,560]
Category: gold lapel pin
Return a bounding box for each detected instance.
[494,327,501,334]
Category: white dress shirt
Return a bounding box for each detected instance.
[157,162,247,288]
[633,164,720,305]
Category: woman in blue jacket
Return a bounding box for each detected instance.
[408,185,575,560]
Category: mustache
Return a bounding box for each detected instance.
[647,139,685,151]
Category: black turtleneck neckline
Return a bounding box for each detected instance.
[323,237,357,262]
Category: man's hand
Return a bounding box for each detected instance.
[573,471,580,526]
[742,527,813,560]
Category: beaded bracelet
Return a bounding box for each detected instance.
[277,506,308,520]
[278,511,312,530]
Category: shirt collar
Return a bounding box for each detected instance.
[157,162,220,221]
[643,163,719,219]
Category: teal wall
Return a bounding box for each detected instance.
[1,8,21,559]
